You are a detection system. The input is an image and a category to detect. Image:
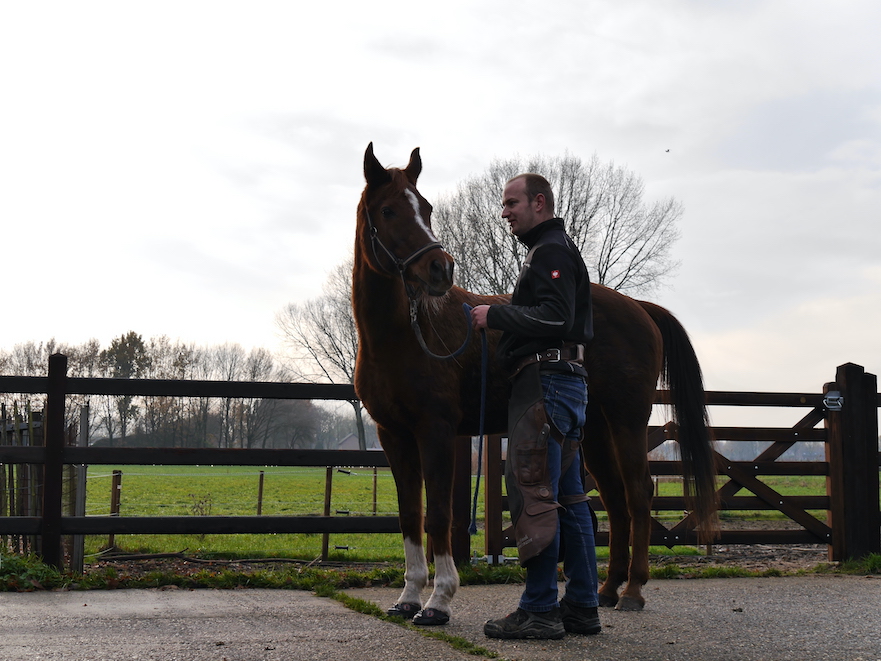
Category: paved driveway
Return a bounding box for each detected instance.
[2,575,879,660]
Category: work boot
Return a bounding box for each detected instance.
[559,598,601,635]
[483,607,565,640]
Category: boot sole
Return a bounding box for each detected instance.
[484,623,565,640]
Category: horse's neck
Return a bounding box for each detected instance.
[352,254,414,351]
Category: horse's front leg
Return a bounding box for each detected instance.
[413,433,458,625]
[379,427,429,619]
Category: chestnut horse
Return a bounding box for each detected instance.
[353,144,717,624]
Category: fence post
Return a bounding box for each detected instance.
[42,353,68,569]
[373,468,378,515]
[107,470,123,549]
[256,470,265,515]
[825,363,880,561]
[41,353,67,569]
[321,467,333,561]
[483,434,504,563]
[450,436,472,565]
[71,405,89,574]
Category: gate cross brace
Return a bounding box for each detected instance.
[665,406,829,540]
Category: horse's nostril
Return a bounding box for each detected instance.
[431,259,451,283]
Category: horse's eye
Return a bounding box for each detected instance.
[380,207,394,219]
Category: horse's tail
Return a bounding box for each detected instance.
[639,300,719,541]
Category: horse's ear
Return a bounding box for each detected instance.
[404,147,422,184]
[364,142,392,188]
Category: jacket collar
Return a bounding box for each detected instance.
[519,218,565,249]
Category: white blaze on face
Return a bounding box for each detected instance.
[405,189,438,242]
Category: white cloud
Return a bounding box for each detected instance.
[695,269,881,390]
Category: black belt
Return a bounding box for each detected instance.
[511,343,585,378]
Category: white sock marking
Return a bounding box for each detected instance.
[424,553,459,615]
[397,538,428,606]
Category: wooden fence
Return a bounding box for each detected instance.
[1,355,879,570]
[0,354,399,570]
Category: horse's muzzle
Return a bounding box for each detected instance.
[424,253,455,296]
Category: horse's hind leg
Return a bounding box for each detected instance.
[583,414,630,608]
[379,427,428,617]
[616,429,654,611]
[598,419,654,612]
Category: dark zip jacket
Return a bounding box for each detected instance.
[487,218,593,376]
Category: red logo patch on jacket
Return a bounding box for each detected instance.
[551,269,561,279]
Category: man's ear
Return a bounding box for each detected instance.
[533,193,546,213]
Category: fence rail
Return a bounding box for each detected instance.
[1,355,880,569]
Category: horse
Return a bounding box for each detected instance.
[352,143,717,623]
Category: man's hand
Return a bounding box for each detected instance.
[471,305,491,331]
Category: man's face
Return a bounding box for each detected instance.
[501,178,542,237]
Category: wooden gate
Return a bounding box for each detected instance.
[484,362,880,562]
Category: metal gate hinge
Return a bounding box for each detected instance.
[823,391,843,411]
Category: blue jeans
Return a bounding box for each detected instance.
[519,372,599,612]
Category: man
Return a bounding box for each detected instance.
[471,173,600,640]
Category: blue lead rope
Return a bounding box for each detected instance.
[462,303,488,536]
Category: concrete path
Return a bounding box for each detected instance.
[351,575,881,661]
[1,575,879,660]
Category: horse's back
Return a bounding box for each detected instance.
[450,283,662,418]
[586,285,663,409]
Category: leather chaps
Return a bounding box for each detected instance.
[505,363,588,565]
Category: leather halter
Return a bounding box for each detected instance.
[364,207,443,278]
[363,205,473,361]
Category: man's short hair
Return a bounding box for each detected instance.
[510,173,555,215]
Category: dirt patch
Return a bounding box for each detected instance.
[86,545,829,583]
[645,519,830,573]
[86,521,832,581]
[647,543,829,573]
[84,554,380,582]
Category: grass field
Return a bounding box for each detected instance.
[77,465,831,564]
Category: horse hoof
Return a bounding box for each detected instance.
[387,602,421,619]
[597,593,619,608]
[615,596,645,612]
[412,608,450,626]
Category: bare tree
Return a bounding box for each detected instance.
[99,331,151,445]
[139,336,199,447]
[0,339,101,439]
[238,347,280,449]
[210,342,246,448]
[276,257,368,450]
[0,335,303,450]
[5,341,55,377]
[186,346,214,447]
[433,152,682,296]
[64,338,104,444]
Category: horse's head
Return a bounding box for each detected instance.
[358,143,455,297]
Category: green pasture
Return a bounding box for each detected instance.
[78,466,830,564]
[82,465,405,562]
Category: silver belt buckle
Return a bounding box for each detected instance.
[546,348,561,361]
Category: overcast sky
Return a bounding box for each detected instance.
[2,0,879,412]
